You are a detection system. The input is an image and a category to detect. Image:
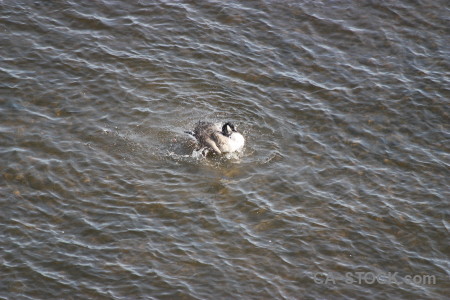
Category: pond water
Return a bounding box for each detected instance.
[1,1,448,299]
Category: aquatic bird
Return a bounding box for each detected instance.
[186,121,245,155]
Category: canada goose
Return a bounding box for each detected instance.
[186,121,245,155]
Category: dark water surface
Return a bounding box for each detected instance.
[1,1,449,299]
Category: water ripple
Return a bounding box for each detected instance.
[1,0,448,299]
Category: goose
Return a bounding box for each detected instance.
[186,121,245,155]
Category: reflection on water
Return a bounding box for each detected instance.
[1,0,448,299]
